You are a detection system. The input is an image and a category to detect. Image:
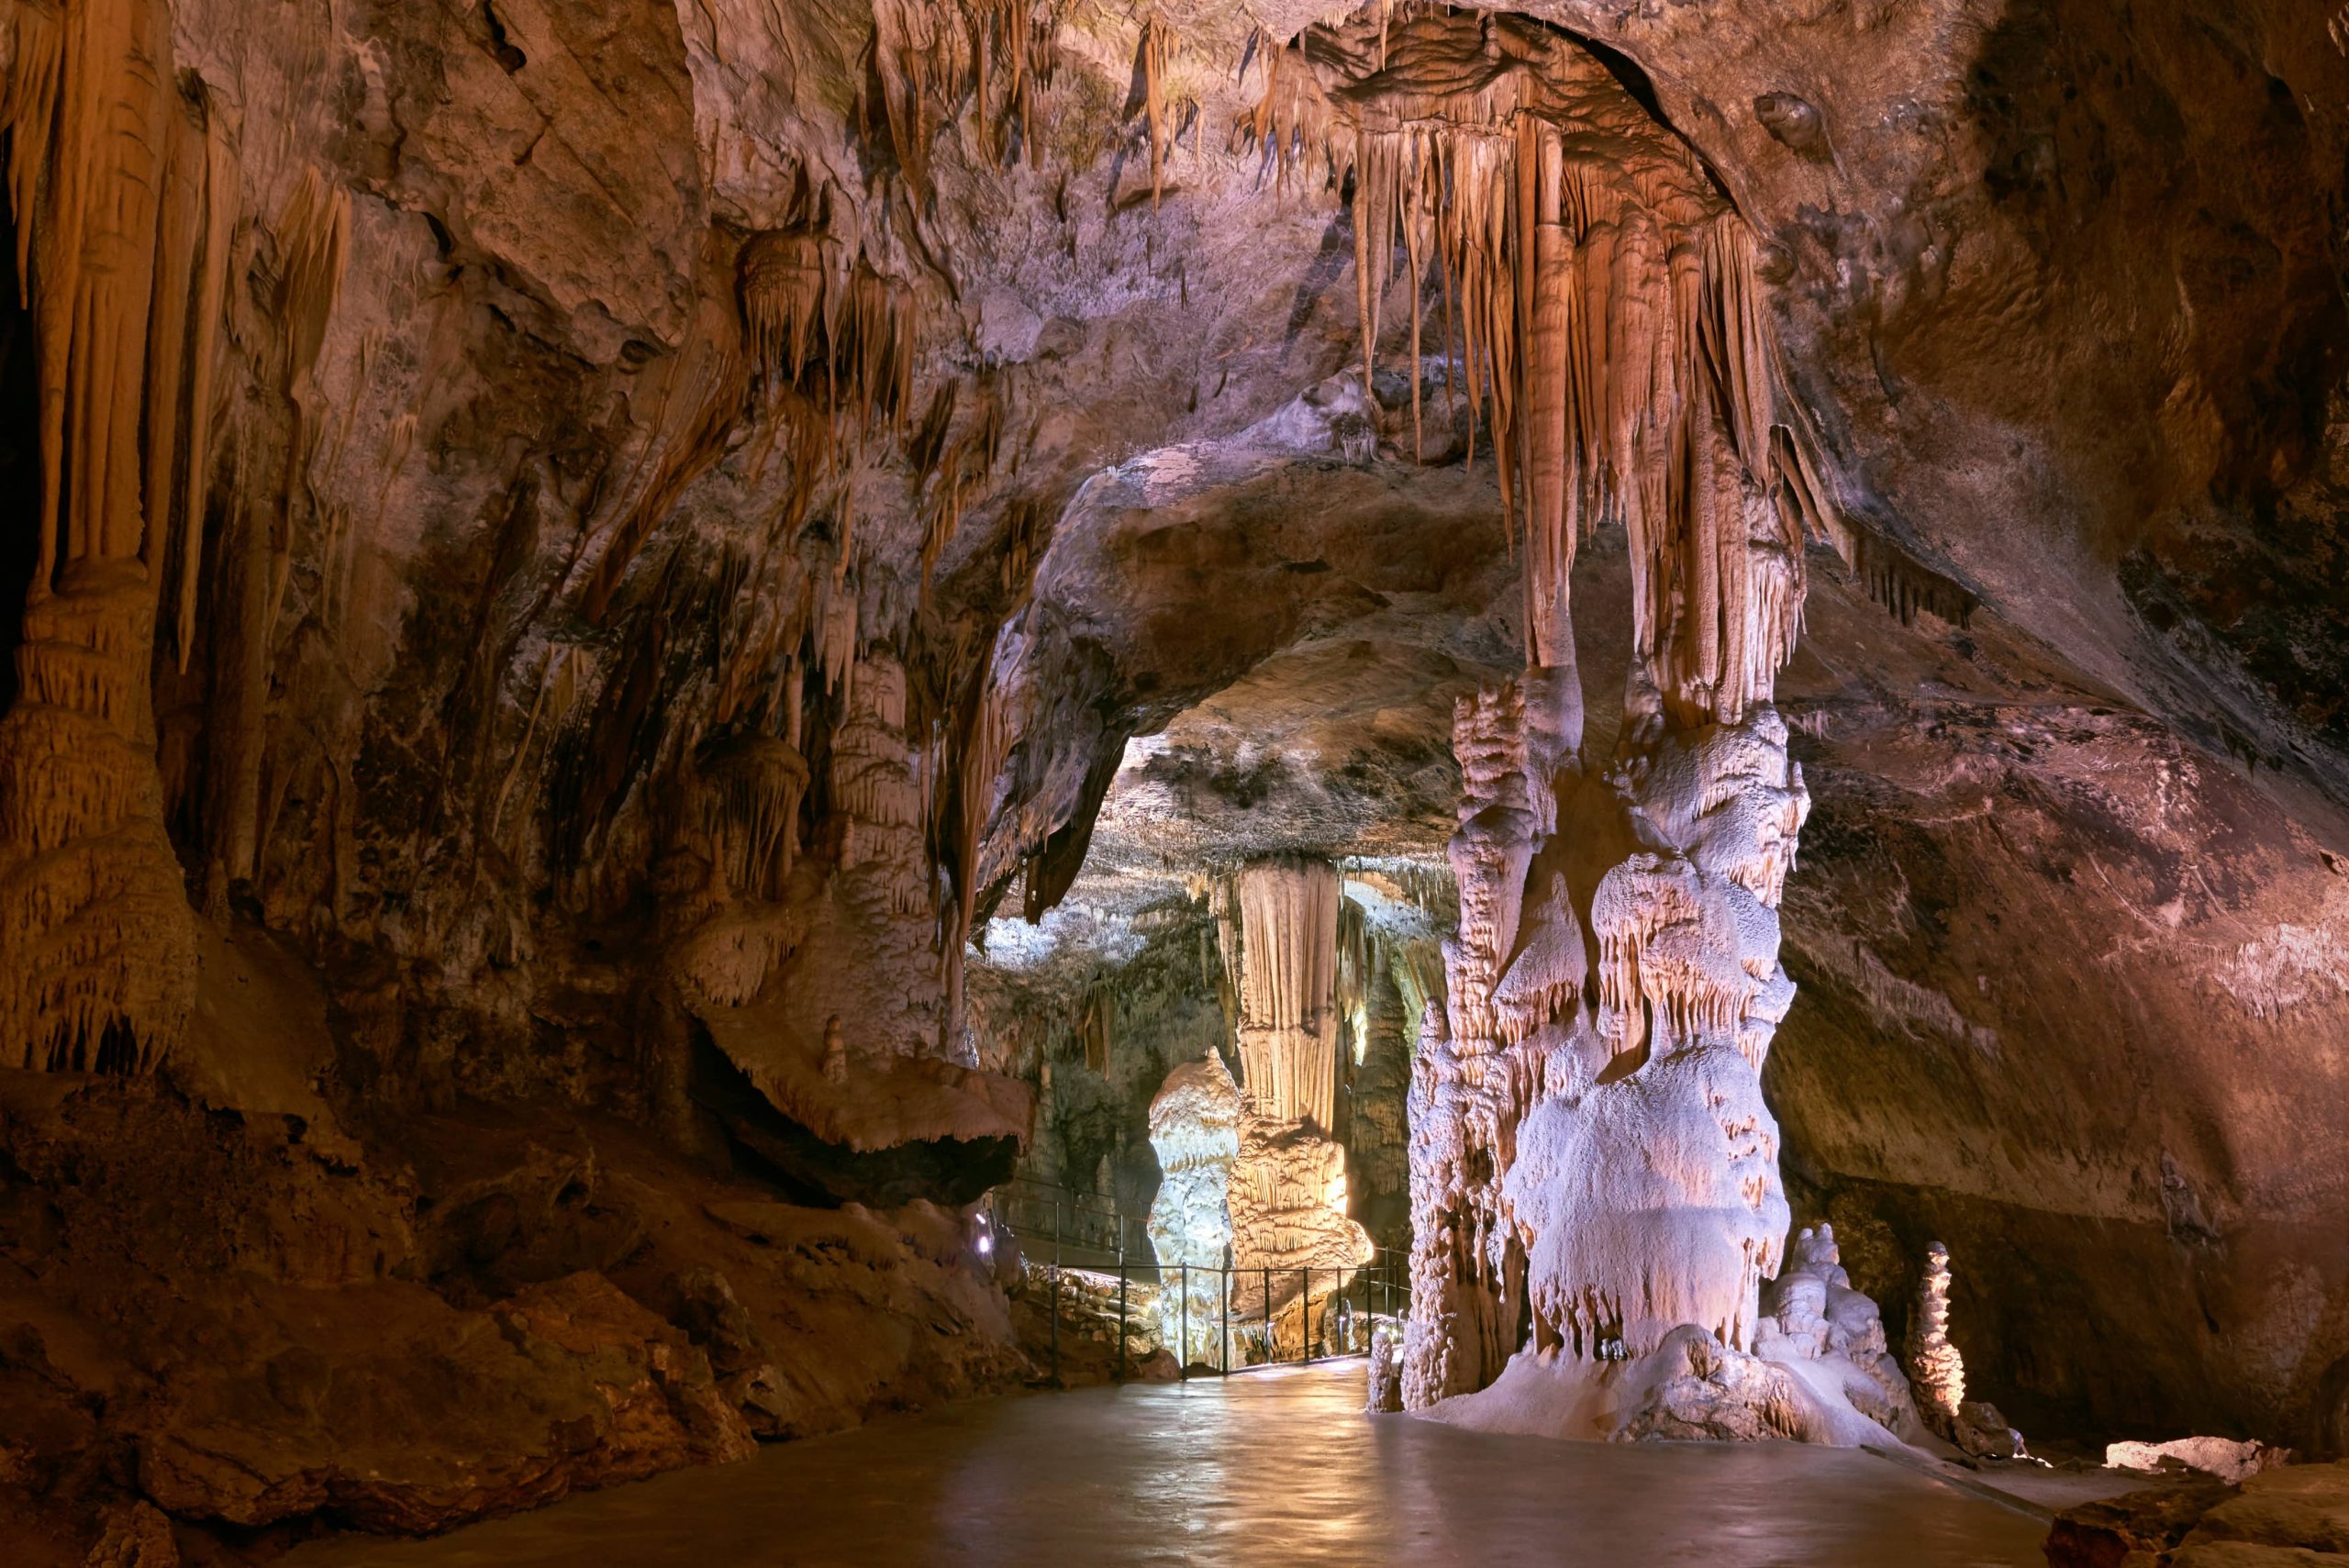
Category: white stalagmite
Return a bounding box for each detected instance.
[1145,1049,1242,1368]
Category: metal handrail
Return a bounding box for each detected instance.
[1022,1253,1410,1385]
[987,1179,1146,1262]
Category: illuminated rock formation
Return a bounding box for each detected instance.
[1753,1226,1923,1440]
[0,0,235,1073]
[1220,858,1375,1326]
[1908,1241,1967,1431]
[1905,1241,2027,1459]
[0,0,2343,1551]
[1330,8,1888,1439]
[1144,1048,1242,1367]
[1231,858,1344,1129]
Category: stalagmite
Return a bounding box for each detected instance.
[1909,1241,1967,1429]
[1145,1047,1242,1368]
[1907,1241,2027,1458]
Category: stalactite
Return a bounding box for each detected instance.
[735,222,919,560]
[1139,16,1172,210]
[914,382,1002,600]
[581,289,751,624]
[1230,29,1341,199]
[1286,10,1835,722]
[936,660,1012,1055]
[694,732,812,903]
[173,110,237,672]
[870,0,969,201]
[739,228,918,433]
[204,161,351,904]
[829,651,930,921]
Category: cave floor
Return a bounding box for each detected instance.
[283,1363,2048,1566]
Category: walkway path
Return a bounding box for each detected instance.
[286,1363,2048,1566]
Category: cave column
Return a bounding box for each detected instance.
[1387,103,1819,1405]
[0,0,230,1072]
[1219,857,1374,1338]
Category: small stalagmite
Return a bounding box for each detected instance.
[1909,1240,1967,1429]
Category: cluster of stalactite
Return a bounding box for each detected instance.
[0,0,1028,1088]
[1357,11,1833,1414]
[0,0,247,1073]
[868,0,1062,195]
[1248,9,1835,729]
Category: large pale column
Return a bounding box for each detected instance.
[1299,9,1834,1413]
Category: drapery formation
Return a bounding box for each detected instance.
[1230,856,1342,1129]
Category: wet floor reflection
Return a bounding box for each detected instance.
[287,1363,2044,1566]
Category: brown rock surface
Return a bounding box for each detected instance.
[2047,1462,2349,1566]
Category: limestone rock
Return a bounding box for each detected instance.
[81,1502,177,1568]
[2049,1463,2349,1568]
[137,1272,754,1531]
[2110,1439,2294,1486]
[2044,1476,2241,1567]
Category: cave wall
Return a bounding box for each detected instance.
[1764,584,2349,1448]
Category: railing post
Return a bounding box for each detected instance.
[1263,1266,1271,1365]
[1050,1260,1061,1384]
[1180,1263,1189,1382]
[1219,1266,1230,1375]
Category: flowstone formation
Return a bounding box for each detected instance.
[1751,1226,1923,1442]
